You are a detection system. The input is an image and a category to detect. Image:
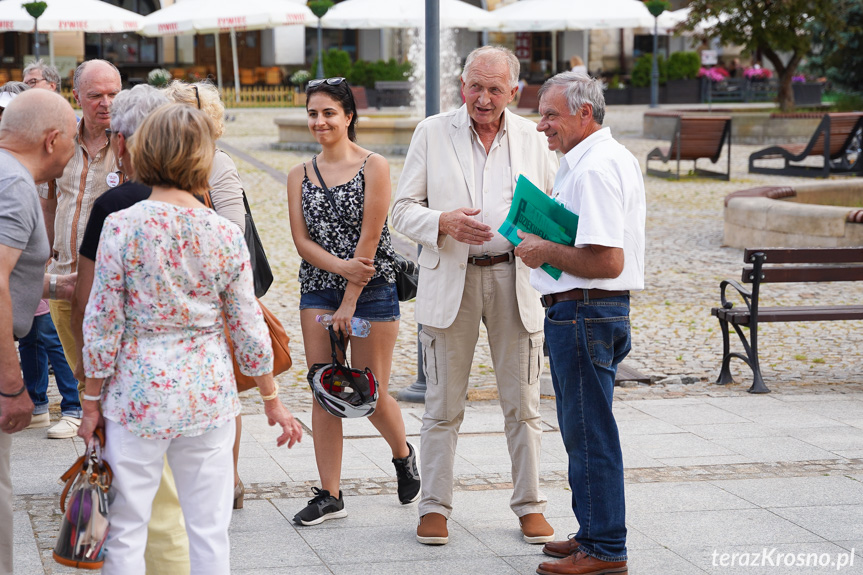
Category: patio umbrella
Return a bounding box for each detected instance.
[139,0,315,101]
[319,0,500,30]
[656,6,720,35]
[0,0,145,67]
[491,0,655,32]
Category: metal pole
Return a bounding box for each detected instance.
[214,33,224,93]
[34,19,40,60]
[650,16,658,108]
[316,19,325,79]
[230,29,240,103]
[425,0,440,117]
[398,0,439,404]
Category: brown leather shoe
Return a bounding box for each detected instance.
[416,512,448,545]
[520,512,555,544]
[536,550,628,575]
[542,536,580,558]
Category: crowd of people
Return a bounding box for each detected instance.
[1,45,645,575]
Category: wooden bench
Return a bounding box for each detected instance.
[517,84,541,112]
[748,112,863,178]
[711,247,863,393]
[646,116,732,181]
[350,85,369,110]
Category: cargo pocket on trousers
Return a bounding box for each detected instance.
[518,332,543,421]
[420,329,450,420]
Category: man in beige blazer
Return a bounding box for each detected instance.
[392,46,558,546]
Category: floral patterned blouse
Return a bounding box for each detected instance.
[299,155,397,294]
[83,201,272,440]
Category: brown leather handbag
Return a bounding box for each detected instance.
[201,191,292,391]
[224,300,292,392]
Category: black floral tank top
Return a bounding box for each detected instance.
[299,154,397,293]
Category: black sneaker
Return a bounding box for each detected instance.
[393,442,421,504]
[292,487,347,526]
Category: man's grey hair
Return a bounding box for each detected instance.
[110,85,169,139]
[461,46,520,89]
[73,59,121,93]
[23,59,62,92]
[538,72,606,126]
[0,81,29,96]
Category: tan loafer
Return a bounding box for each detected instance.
[416,512,448,545]
[25,413,50,429]
[520,512,555,544]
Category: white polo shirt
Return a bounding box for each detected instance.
[529,127,645,295]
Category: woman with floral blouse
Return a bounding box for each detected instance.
[78,104,302,575]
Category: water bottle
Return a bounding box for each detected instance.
[316,314,371,338]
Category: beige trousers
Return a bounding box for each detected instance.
[0,432,12,575]
[417,261,546,519]
[51,301,191,572]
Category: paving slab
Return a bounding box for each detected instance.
[771,505,863,542]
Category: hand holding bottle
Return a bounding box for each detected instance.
[316,314,371,338]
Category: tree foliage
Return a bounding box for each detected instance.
[682,0,853,111]
[22,2,48,19]
[804,0,863,92]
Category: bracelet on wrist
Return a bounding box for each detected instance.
[259,383,279,402]
[81,393,102,402]
[49,274,57,300]
[0,384,27,398]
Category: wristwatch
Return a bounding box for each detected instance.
[49,274,57,300]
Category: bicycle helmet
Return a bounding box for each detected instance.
[307,327,378,418]
[308,362,378,418]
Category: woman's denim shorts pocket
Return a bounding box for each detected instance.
[299,278,399,322]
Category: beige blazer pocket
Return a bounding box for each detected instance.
[418,248,440,269]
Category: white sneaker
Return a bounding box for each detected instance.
[47,416,81,439]
[25,413,50,429]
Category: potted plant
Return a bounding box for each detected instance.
[147,68,172,88]
[665,51,701,103]
[791,74,824,106]
[603,74,630,105]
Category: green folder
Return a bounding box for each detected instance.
[499,175,579,280]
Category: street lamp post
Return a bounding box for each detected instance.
[644,0,669,109]
[308,0,334,79]
[398,0,440,404]
[22,2,48,60]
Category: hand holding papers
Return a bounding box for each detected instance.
[498,175,579,280]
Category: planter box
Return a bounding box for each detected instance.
[664,79,701,104]
[604,88,631,105]
[630,86,666,105]
[793,82,824,107]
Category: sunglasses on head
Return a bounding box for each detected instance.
[307,77,346,89]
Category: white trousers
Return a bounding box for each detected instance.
[102,419,235,575]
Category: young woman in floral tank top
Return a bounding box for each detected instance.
[286,78,420,526]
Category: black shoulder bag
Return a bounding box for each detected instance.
[311,156,417,301]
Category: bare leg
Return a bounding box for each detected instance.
[233,415,241,487]
[350,320,409,459]
[301,309,345,495]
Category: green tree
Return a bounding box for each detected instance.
[804,0,863,92]
[683,0,853,111]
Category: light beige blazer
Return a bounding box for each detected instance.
[392,105,558,331]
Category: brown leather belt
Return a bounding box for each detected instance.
[467,252,514,266]
[540,288,630,308]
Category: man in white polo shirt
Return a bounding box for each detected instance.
[515,71,645,575]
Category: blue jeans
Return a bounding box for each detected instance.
[18,314,81,418]
[544,295,631,562]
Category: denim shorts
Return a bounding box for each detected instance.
[299,277,400,322]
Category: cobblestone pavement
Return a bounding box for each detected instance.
[219,105,863,416]
[19,104,863,574]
